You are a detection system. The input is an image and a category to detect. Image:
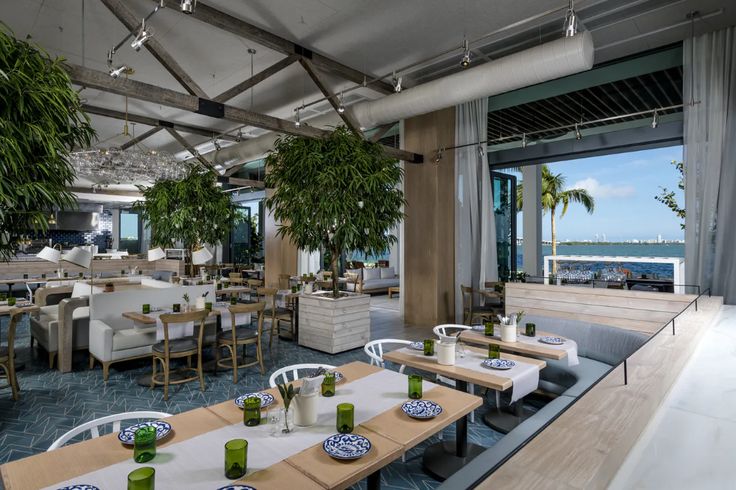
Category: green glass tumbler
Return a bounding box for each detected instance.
[133,426,156,463]
[127,467,155,490]
[525,323,536,337]
[230,295,237,305]
[408,374,422,399]
[243,396,261,427]
[336,403,354,434]
[64,271,69,278]
[484,321,494,336]
[142,304,151,314]
[205,302,213,312]
[78,272,84,278]
[321,371,336,397]
[224,438,248,479]
[423,339,435,356]
[41,273,47,279]
[488,344,501,359]
[172,303,181,313]
[7,297,16,307]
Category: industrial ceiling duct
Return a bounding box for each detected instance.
[349,31,594,129]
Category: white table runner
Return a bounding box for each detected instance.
[147,310,193,342]
[44,369,437,490]
[214,302,251,332]
[398,347,539,402]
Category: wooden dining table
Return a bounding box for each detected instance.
[0,361,481,490]
[459,328,569,360]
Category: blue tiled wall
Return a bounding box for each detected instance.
[34,211,113,249]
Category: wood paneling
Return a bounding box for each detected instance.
[403,107,455,327]
[264,189,298,288]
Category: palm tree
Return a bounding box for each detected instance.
[517,165,595,273]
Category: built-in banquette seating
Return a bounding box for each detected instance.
[439,282,695,489]
[89,284,215,380]
[343,266,399,294]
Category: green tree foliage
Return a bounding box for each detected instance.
[0,27,95,260]
[133,166,242,270]
[655,160,685,229]
[265,126,405,297]
[517,165,595,272]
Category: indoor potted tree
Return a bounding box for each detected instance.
[265,126,404,353]
[0,27,95,260]
[133,166,242,276]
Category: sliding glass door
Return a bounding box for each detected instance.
[492,171,517,281]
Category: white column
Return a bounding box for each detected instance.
[522,165,543,277]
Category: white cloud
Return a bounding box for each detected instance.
[570,178,635,199]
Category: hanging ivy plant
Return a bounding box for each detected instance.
[265,126,405,297]
[133,166,242,270]
[0,27,95,260]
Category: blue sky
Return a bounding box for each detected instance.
[513,145,685,242]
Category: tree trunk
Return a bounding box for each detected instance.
[331,245,340,298]
[550,206,557,275]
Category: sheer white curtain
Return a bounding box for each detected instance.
[455,98,498,321]
[684,26,736,303]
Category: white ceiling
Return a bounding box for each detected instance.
[1,0,734,184]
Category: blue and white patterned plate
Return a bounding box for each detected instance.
[217,486,257,490]
[401,400,443,419]
[322,433,372,460]
[538,336,565,345]
[57,486,100,490]
[118,420,172,445]
[409,341,424,350]
[234,392,275,409]
[481,358,516,370]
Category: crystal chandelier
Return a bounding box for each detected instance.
[70,148,186,186]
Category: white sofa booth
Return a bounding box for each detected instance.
[88,284,215,380]
[344,266,399,294]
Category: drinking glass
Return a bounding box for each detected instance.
[133,426,156,463]
[336,403,354,434]
[172,303,181,313]
[224,439,248,479]
[127,467,155,490]
[321,371,336,397]
[525,323,536,337]
[423,339,435,356]
[0,293,6,301]
[142,304,151,314]
[243,396,261,427]
[41,273,47,279]
[205,302,213,312]
[78,272,83,278]
[230,295,237,305]
[22,273,28,279]
[7,297,16,307]
[408,374,422,399]
[484,321,495,336]
[64,271,69,278]
[455,341,466,358]
[488,344,501,359]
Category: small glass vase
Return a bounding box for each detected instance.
[269,408,293,436]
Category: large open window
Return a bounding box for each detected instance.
[119,209,141,254]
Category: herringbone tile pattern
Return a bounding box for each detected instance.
[0,298,507,489]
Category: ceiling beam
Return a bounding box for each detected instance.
[214,54,299,103]
[101,0,208,98]
[226,177,265,189]
[299,58,361,133]
[156,0,394,95]
[119,126,164,150]
[165,127,214,169]
[69,187,143,198]
[369,123,395,142]
[82,104,238,142]
[70,63,422,163]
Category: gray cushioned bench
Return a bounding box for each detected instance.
[438,316,648,489]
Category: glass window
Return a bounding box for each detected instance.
[119,210,141,254]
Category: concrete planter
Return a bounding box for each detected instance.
[298,291,370,354]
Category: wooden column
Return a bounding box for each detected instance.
[264,189,298,288]
[403,108,456,326]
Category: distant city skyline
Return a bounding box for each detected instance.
[512,145,685,242]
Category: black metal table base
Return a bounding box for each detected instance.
[367,468,381,490]
[422,440,486,481]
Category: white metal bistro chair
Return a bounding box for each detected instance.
[364,339,412,372]
[268,363,337,388]
[433,324,476,423]
[47,411,172,451]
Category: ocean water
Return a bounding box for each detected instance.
[517,243,685,280]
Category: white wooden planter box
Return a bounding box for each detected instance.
[298,291,371,354]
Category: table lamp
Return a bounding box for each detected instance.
[147,247,166,262]
[192,247,213,279]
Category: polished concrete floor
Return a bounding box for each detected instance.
[610,305,736,490]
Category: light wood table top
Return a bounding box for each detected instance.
[0,303,39,316]
[215,286,252,295]
[122,308,221,325]
[459,329,568,360]
[384,346,545,391]
[1,361,481,490]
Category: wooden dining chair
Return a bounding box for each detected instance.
[151,309,208,401]
[460,285,498,325]
[215,302,265,382]
[277,273,291,290]
[229,272,244,285]
[257,287,290,351]
[0,308,23,400]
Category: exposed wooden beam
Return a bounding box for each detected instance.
[101,0,208,98]
[156,0,394,95]
[299,58,361,133]
[119,126,164,150]
[227,177,265,189]
[370,123,395,143]
[165,127,214,169]
[214,54,299,103]
[69,63,423,163]
[82,104,237,142]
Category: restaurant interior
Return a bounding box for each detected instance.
[1,0,736,489]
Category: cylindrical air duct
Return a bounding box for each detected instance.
[349,31,594,129]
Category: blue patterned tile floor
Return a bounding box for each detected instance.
[0,310,509,490]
